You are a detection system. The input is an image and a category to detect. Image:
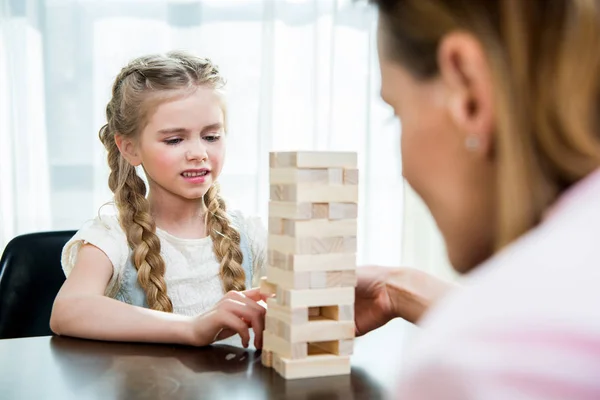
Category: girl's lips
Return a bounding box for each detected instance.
[181,169,210,177]
[181,171,210,184]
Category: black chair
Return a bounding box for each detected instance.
[0,230,76,339]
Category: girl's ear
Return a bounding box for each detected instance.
[114,133,142,166]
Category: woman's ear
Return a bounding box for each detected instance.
[438,32,495,157]
[114,134,142,166]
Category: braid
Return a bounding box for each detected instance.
[204,183,246,292]
[116,168,173,312]
[99,97,173,313]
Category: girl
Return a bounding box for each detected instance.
[50,51,267,349]
[354,0,600,398]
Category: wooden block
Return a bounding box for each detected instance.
[320,305,340,320]
[268,235,357,255]
[339,304,354,321]
[263,331,308,359]
[308,307,321,317]
[276,287,354,308]
[261,349,273,368]
[328,168,344,184]
[338,339,354,356]
[311,203,329,218]
[268,314,354,343]
[339,270,358,287]
[268,251,356,272]
[269,201,313,220]
[309,270,357,289]
[308,271,328,289]
[320,305,354,321]
[267,250,290,269]
[266,298,309,324]
[282,219,357,238]
[266,315,281,336]
[267,265,310,290]
[343,169,359,185]
[274,317,355,343]
[259,277,277,297]
[268,217,284,235]
[272,353,351,379]
[269,152,296,168]
[270,151,357,169]
[309,339,354,356]
[270,168,329,184]
[307,344,330,356]
[270,184,358,203]
[328,203,358,219]
[268,201,333,220]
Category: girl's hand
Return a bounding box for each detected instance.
[189,288,268,349]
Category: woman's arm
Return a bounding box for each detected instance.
[354,266,457,335]
[386,266,458,324]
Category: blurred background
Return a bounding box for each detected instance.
[0,0,452,280]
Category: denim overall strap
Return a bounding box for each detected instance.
[114,258,149,308]
[231,213,254,289]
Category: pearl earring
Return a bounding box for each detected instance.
[465,134,480,151]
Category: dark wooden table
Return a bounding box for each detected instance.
[0,320,411,399]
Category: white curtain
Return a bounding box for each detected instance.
[0,0,451,278]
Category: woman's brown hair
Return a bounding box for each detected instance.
[371,0,600,250]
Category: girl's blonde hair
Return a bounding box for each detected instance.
[98,51,245,312]
[372,0,600,250]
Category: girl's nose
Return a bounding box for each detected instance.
[185,139,208,162]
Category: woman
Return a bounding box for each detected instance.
[354,1,600,398]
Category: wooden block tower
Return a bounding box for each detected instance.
[260,151,358,380]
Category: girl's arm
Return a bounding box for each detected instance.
[50,244,266,348]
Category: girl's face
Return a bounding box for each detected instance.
[377,20,497,272]
[128,86,226,203]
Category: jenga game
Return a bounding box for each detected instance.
[260,151,358,379]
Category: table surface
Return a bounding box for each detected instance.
[0,320,412,400]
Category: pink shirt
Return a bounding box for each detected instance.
[397,169,600,400]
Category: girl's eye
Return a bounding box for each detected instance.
[165,138,183,145]
[204,135,221,143]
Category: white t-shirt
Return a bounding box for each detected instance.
[61,210,267,316]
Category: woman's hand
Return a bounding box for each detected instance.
[355,266,457,336]
[355,266,397,336]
